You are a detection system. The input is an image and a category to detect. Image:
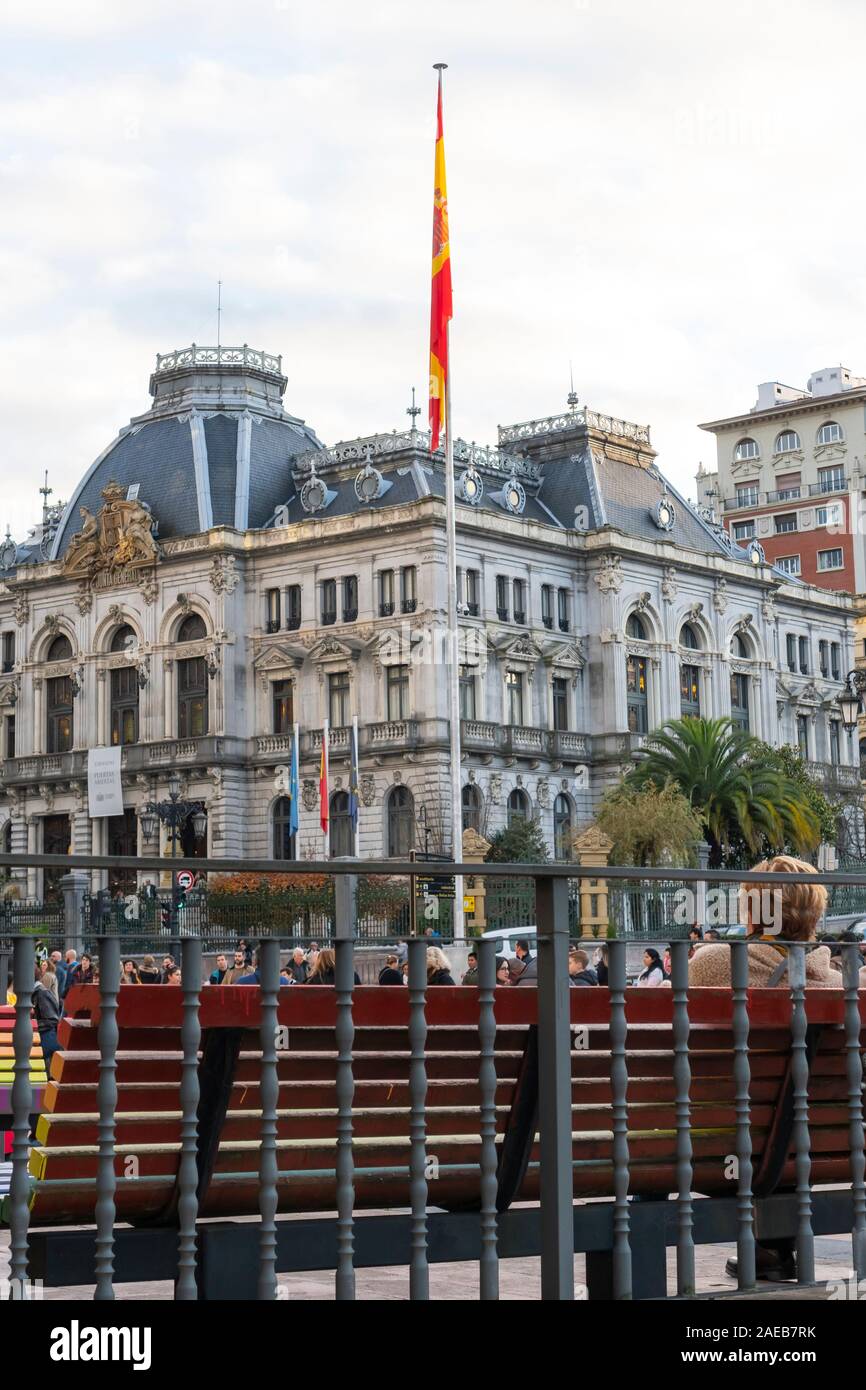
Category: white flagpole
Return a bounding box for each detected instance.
[444,317,464,937]
[352,714,360,858]
[321,718,330,861]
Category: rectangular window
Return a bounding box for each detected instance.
[829,720,841,766]
[818,465,845,493]
[815,503,842,527]
[378,569,395,617]
[273,679,293,734]
[777,555,801,576]
[321,579,337,625]
[342,574,358,622]
[265,588,281,633]
[736,483,759,507]
[786,633,797,671]
[626,654,648,734]
[177,657,208,738]
[110,666,139,747]
[1,631,13,673]
[465,569,480,617]
[541,584,553,629]
[47,675,74,753]
[400,566,417,614]
[459,666,477,720]
[557,588,570,633]
[831,642,841,681]
[798,636,809,675]
[506,670,524,726]
[730,672,749,732]
[512,579,526,624]
[819,640,829,677]
[328,671,350,727]
[818,548,844,571]
[732,520,755,541]
[5,714,14,759]
[386,664,410,720]
[496,575,509,622]
[552,677,569,731]
[774,513,797,534]
[680,664,700,717]
[286,585,302,630]
[797,714,810,759]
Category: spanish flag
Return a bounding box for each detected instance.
[429,67,452,452]
[320,719,329,839]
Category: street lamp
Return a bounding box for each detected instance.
[837,670,866,733]
[139,778,208,955]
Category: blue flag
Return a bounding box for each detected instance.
[349,720,360,832]
[289,725,300,838]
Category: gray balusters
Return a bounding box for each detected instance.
[477,934,499,1300]
[536,875,574,1300]
[730,941,755,1290]
[608,937,631,1299]
[176,936,202,1301]
[842,942,866,1279]
[670,938,694,1295]
[334,874,357,1301]
[94,933,120,1301]
[407,935,429,1300]
[258,936,280,1301]
[9,936,35,1297]
[788,942,814,1282]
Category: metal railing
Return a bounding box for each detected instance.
[3,850,866,1302]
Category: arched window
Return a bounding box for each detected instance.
[680,623,700,650]
[177,613,207,643]
[273,797,296,860]
[110,624,137,653]
[731,632,749,659]
[330,790,354,857]
[734,438,759,462]
[462,783,482,832]
[775,430,800,454]
[817,421,843,446]
[387,785,415,857]
[507,788,530,827]
[626,613,647,641]
[46,635,72,663]
[554,793,573,861]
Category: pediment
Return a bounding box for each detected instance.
[253,643,304,673]
[543,638,586,669]
[495,634,545,664]
[307,635,360,664]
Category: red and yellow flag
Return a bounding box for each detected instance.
[429,70,453,452]
[319,722,329,837]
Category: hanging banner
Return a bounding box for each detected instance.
[87,745,124,818]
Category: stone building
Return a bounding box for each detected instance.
[0,344,858,901]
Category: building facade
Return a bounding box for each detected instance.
[0,345,858,901]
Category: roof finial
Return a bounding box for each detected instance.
[566,361,578,413]
[217,280,222,351]
[406,386,421,431]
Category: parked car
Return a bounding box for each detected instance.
[479,926,537,960]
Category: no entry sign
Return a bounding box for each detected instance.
[176,869,195,891]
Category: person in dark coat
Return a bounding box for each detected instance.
[568,949,598,986]
[305,949,361,985]
[288,948,309,984]
[32,972,62,1068]
[461,951,479,985]
[514,954,538,986]
[378,955,404,985]
[426,947,455,985]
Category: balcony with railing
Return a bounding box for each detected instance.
[808,476,847,496]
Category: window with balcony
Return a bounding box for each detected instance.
[46,675,73,753]
[680,664,700,719]
[328,670,350,727]
[817,421,843,446]
[285,584,301,631]
[786,634,797,671]
[387,785,415,857]
[400,566,417,614]
[506,670,524,726]
[378,569,395,617]
[273,797,296,861]
[329,791,354,857]
[459,666,477,720]
[507,788,530,827]
[774,513,797,534]
[342,574,358,622]
[465,569,480,617]
[541,584,553,630]
[798,636,810,674]
[775,431,801,454]
[732,520,755,541]
[626,654,648,733]
[817,465,845,493]
[554,793,574,861]
[272,679,293,734]
[512,578,526,625]
[797,714,810,759]
[495,575,509,622]
[386,664,410,721]
[1,631,14,673]
[557,588,570,633]
[321,579,337,626]
[5,714,15,759]
[265,588,281,633]
[734,438,759,462]
[829,720,841,766]
[736,483,759,507]
[552,676,569,732]
[110,666,139,746]
[462,782,482,832]
[818,548,844,571]
[177,656,208,737]
[777,555,801,576]
[819,640,829,677]
[774,472,801,500]
[730,672,749,732]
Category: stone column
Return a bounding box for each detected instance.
[96,668,107,744]
[32,678,44,755]
[8,814,28,896]
[26,817,38,903]
[461,826,491,933]
[163,658,174,740]
[573,825,614,938]
[59,870,90,955]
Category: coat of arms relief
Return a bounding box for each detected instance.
[62,481,160,578]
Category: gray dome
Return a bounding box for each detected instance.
[51,344,320,558]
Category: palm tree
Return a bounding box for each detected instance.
[627,717,821,867]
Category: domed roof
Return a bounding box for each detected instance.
[50,344,321,559]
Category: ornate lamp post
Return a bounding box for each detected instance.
[836,671,866,735]
[139,771,207,957]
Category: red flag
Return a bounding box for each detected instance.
[319,722,329,838]
[429,70,453,452]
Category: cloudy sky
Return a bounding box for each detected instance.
[3,0,866,538]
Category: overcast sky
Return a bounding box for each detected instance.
[3,0,866,539]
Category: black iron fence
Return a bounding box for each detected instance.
[2,850,866,1302]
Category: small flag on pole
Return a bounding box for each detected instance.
[349,716,360,837]
[320,720,329,841]
[429,66,452,453]
[289,723,300,839]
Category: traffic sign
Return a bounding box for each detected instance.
[176,869,195,891]
[463,895,475,913]
[419,875,456,899]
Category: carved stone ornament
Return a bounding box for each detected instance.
[62,480,160,578]
[734,613,754,634]
[360,773,377,807]
[634,591,651,613]
[139,570,158,606]
[210,555,239,594]
[176,592,194,615]
[761,594,777,623]
[594,556,624,594]
[106,603,124,625]
[13,593,30,627]
[536,778,550,809]
[44,614,61,635]
[661,566,678,603]
[686,601,704,624]
[462,826,491,860]
[39,783,55,813]
[301,778,318,812]
[712,579,728,615]
[74,581,93,615]
[488,773,502,805]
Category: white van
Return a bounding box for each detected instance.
[480,925,537,960]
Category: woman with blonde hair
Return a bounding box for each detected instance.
[426,947,455,985]
[688,855,839,989]
[305,949,361,986]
